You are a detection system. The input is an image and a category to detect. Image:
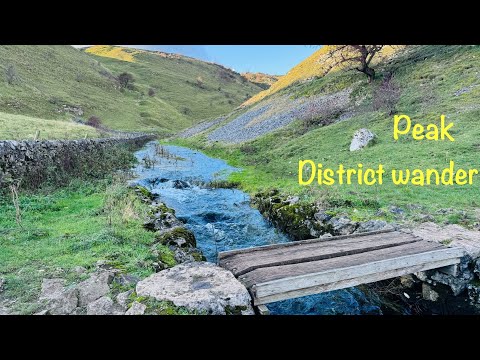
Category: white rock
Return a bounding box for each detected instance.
[125,301,146,315]
[136,262,254,315]
[350,128,375,151]
[422,283,439,302]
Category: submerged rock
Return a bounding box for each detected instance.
[350,128,375,151]
[136,262,254,315]
[422,283,440,302]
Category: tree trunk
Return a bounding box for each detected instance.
[365,67,375,83]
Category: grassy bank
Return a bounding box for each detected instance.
[168,46,480,225]
[0,176,176,314]
[0,111,100,140]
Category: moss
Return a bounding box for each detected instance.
[156,227,196,248]
[148,202,175,217]
[206,180,240,189]
[191,251,206,262]
[136,185,155,200]
[224,305,248,315]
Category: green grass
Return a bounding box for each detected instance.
[169,46,480,221]
[0,175,175,314]
[0,111,100,140]
[0,45,263,137]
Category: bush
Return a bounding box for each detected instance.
[5,64,18,85]
[372,72,401,115]
[86,116,102,128]
[118,72,135,89]
[148,88,156,97]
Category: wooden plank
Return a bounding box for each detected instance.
[219,231,416,270]
[253,246,464,300]
[239,241,461,288]
[253,257,461,305]
[223,234,420,277]
[218,229,398,261]
[255,305,270,315]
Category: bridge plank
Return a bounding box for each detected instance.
[239,241,459,288]
[221,233,420,277]
[252,257,461,305]
[218,229,398,261]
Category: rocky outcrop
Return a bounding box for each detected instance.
[39,278,78,315]
[350,128,375,151]
[136,262,254,315]
[0,135,155,189]
[77,270,115,307]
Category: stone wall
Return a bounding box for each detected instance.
[0,134,155,189]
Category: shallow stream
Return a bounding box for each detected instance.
[133,142,381,315]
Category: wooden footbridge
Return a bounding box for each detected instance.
[218,229,465,310]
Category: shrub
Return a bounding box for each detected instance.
[372,72,401,115]
[148,88,156,97]
[118,72,135,89]
[5,64,18,85]
[86,116,102,128]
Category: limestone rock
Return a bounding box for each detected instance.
[329,216,358,235]
[116,290,134,308]
[136,262,254,315]
[87,296,114,315]
[422,283,440,302]
[125,301,146,315]
[77,270,115,307]
[39,278,78,315]
[356,220,393,233]
[73,266,87,275]
[114,274,141,287]
[350,128,375,151]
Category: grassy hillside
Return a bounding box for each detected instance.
[0,111,100,140]
[241,72,280,88]
[85,46,263,127]
[0,45,263,138]
[244,46,398,106]
[172,45,480,219]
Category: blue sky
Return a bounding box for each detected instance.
[74,45,317,75]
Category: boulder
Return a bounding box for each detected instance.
[77,270,115,307]
[349,128,375,151]
[39,278,78,315]
[0,278,4,293]
[136,262,254,315]
[329,216,358,235]
[87,296,115,315]
[125,301,146,315]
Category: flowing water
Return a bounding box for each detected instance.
[133,142,381,315]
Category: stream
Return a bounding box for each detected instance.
[133,142,381,315]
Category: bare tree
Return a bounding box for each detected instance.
[325,45,388,83]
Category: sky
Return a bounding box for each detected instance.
[73,45,317,75]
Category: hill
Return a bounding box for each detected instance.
[243,46,398,106]
[0,45,263,138]
[172,45,480,216]
[241,72,280,89]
